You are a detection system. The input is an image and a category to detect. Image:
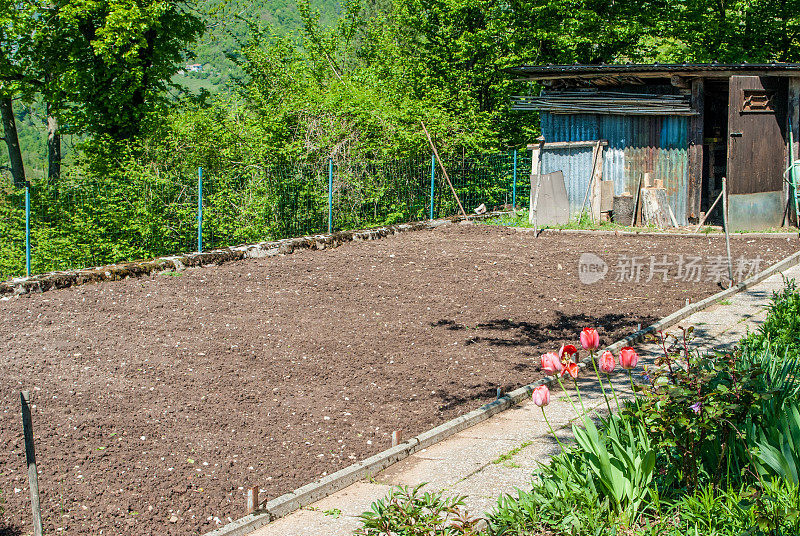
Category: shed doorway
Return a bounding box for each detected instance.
[701,81,729,224]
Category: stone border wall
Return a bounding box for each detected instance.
[0,217,482,297]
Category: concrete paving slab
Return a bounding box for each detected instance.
[311,482,394,518]
[447,463,535,516]
[249,509,359,536]
[375,436,518,488]
[411,433,519,462]
[456,407,554,441]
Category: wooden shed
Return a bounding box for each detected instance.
[507,63,800,230]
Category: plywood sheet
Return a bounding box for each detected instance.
[535,171,569,226]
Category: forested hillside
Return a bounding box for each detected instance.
[2,0,799,277]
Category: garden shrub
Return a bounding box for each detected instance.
[354,483,482,536]
[634,328,768,491]
[487,447,609,535]
[742,278,800,359]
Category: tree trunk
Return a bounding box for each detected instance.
[47,112,61,181]
[0,96,26,188]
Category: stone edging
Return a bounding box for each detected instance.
[0,213,504,297]
[202,249,800,536]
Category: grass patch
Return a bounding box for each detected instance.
[492,440,533,465]
[482,211,800,235]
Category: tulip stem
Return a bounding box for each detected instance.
[555,375,580,416]
[627,370,643,411]
[542,408,565,451]
[573,379,586,415]
[589,350,612,414]
[606,374,622,413]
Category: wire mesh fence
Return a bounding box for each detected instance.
[0,150,531,279]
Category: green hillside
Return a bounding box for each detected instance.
[175,0,341,93]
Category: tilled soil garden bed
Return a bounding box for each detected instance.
[1,224,797,536]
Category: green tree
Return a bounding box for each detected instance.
[637,0,800,62]
[55,0,204,140]
[0,0,41,186]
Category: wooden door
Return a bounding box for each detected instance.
[727,76,786,194]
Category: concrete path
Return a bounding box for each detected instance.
[248,264,800,536]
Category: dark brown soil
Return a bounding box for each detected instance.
[0,224,796,536]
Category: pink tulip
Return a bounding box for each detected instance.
[565,362,580,379]
[559,344,578,361]
[540,352,563,375]
[599,350,616,373]
[580,327,600,350]
[620,347,639,369]
[532,385,550,407]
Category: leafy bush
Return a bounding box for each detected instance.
[754,402,800,485]
[573,413,655,520]
[739,343,800,423]
[743,278,800,358]
[355,484,482,536]
[488,442,630,535]
[635,328,768,491]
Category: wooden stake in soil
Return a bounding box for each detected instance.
[632,173,646,226]
[722,177,734,286]
[421,122,467,219]
[693,189,724,232]
[391,430,402,447]
[20,391,43,536]
[246,486,259,514]
[530,137,545,235]
[579,141,603,224]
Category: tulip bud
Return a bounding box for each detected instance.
[599,350,616,373]
[532,385,550,407]
[540,352,563,375]
[580,327,600,351]
[620,347,639,369]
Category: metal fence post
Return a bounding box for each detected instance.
[512,149,517,209]
[25,181,30,276]
[328,158,333,233]
[197,167,203,253]
[429,154,435,220]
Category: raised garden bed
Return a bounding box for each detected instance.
[0,224,797,536]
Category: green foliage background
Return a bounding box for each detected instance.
[2,0,800,278]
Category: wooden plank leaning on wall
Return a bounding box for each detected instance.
[688,78,705,223]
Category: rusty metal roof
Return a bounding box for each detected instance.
[507,63,800,79]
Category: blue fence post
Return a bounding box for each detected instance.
[429,154,435,220]
[25,181,30,277]
[512,149,518,209]
[197,167,203,253]
[328,158,333,233]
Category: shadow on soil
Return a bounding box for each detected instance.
[431,311,664,412]
[0,523,22,536]
[435,383,519,412]
[433,311,658,350]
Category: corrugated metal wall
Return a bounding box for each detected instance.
[540,112,689,224]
